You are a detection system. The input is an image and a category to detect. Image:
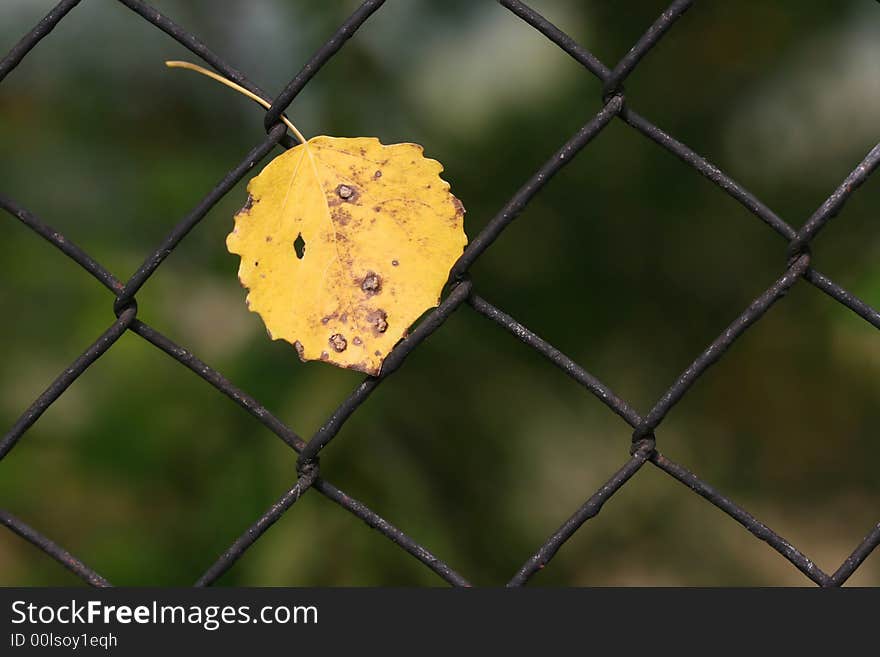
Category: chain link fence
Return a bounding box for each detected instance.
[1,0,879,587]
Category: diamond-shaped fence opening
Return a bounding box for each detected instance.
[1,0,879,587]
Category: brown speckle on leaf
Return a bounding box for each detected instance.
[336,184,355,200]
[294,340,305,359]
[265,235,273,243]
[452,195,465,218]
[329,333,347,352]
[374,170,382,179]
[320,351,329,360]
[353,336,363,346]
[332,207,352,225]
[368,309,388,334]
[391,259,399,267]
[239,194,255,214]
[361,271,382,295]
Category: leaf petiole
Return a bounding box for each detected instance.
[165,60,309,145]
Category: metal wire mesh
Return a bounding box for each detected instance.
[2,0,879,588]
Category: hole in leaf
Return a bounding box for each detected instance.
[294,234,306,259]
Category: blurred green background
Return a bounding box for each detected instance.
[1,0,878,586]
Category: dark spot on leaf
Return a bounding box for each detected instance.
[368,309,388,334]
[374,350,381,356]
[239,194,255,214]
[294,341,305,359]
[374,170,382,179]
[452,195,465,218]
[320,351,329,360]
[353,337,362,346]
[336,184,356,200]
[391,260,399,267]
[361,271,381,296]
[329,334,347,352]
[294,233,305,259]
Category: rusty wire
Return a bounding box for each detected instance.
[1,0,879,587]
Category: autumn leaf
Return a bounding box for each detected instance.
[228,135,466,375]
[167,62,467,375]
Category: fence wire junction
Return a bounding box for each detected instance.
[1,0,880,587]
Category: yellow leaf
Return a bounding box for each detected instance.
[226,136,467,375]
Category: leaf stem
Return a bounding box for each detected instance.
[165,60,308,145]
